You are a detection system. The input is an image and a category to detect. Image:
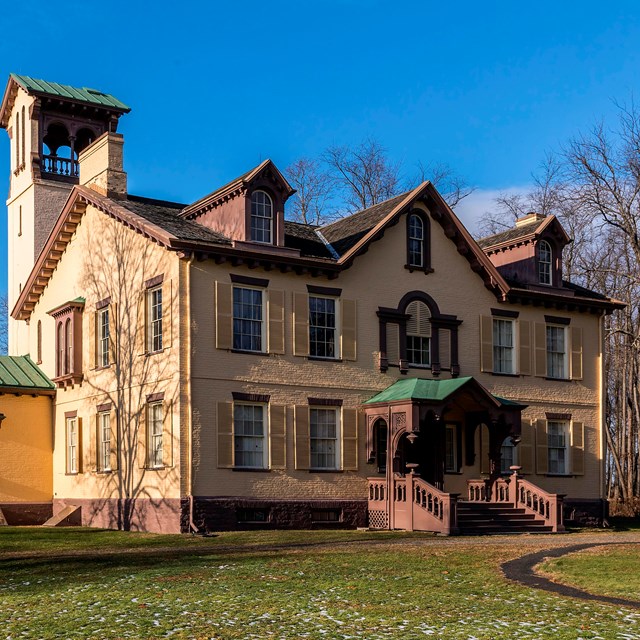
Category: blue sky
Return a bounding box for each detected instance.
[1,0,639,297]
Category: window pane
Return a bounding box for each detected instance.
[149,287,163,352]
[309,297,336,358]
[546,326,566,378]
[445,425,457,472]
[250,191,273,244]
[310,408,338,469]
[99,412,111,471]
[408,215,424,267]
[493,319,514,374]
[233,287,263,352]
[234,404,265,468]
[99,309,110,367]
[148,403,163,467]
[547,421,568,474]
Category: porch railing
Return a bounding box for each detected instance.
[466,471,565,532]
[411,475,458,535]
[41,155,79,177]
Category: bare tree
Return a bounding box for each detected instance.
[285,157,336,226]
[323,138,401,213]
[412,160,475,208]
[0,293,8,355]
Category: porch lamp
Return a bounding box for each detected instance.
[407,432,419,445]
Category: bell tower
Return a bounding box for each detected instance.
[0,74,130,354]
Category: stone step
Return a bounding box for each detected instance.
[42,505,81,527]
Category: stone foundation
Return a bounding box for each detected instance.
[563,498,608,527]
[0,502,52,525]
[188,498,368,533]
[53,498,182,533]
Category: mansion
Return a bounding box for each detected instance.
[0,74,622,533]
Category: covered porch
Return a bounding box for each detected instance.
[363,377,564,534]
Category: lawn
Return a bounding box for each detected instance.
[1,528,639,639]
[540,543,640,600]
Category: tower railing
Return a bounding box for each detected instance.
[41,155,79,178]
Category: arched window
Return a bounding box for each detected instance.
[65,319,72,374]
[406,211,430,270]
[37,320,42,364]
[539,239,552,285]
[15,110,20,169]
[250,190,273,244]
[57,322,64,377]
[405,300,431,366]
[21,106,26,168]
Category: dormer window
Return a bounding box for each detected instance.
[408,214,424,267]
[250,190,273,244]
[539,240,552,285]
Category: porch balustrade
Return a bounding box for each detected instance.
[466,470,565,532]
[41,155,79,177]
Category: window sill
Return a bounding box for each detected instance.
[491,371,520,377]
[307,356,343,363]
[65,472,79,476]
[309,469,343,473]
[544,377,571,382]
[53,373,84,389]
[444,470,463,475]
[144,465,169,471]
[231,349,270,357]
[232,467,270,472]
[96,470,113,475]
[93,364,113,372]
[407,363,431,370]
[404,264,434,274]
[545,473,573,477]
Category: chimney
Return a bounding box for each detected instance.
[78,132,127,199]
[515,211,546,228]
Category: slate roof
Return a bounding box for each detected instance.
[321,192,411,256]
[122,195,232,245]
[283,221,334,259]
[9,73,130,112]
[0,356,55,393]
[476,219,541,249]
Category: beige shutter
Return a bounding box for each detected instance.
[480,315,493,373]
[440,329,451,369]
[268,290,286,354]
[341,299,357,361]
[294,405,310,470]
[138,405,147,469]
[269,405,287,469]
[136,291,147,355]
[162,279,172,349]
[215,282,233,350]
[89,310,97,369]
[571,421,585,475]
[89,415,98,472]
[109,302,118,365]
[342,408,359,470]
[293,293,310,356]
[518,419,533,473]
[217,401,234,468]
[480,423,490,474]
[386,323,400,367]
[77,418,84,473]
[534,322,547,377]
[162,401,173,468]
[109,408,119,471]
[571,327,583,380]
[535,419,548,475]
[518,320,532,375]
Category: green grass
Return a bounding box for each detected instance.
[1,528,639,639]
[540,543,640,600]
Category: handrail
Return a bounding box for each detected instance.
[410,474,458,535]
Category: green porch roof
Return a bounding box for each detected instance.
[0,356,55,393]
[10,74,130,112]
[364,377,524,407]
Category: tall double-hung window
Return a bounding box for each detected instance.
[233,287,264,352]
[98,307,110,368]
[547,421,568,474]
[234,403,267,468]
[310,408,339,470]
[148,286,163,352]
[493,319,515,374]
[250,190,273,244]
[546,325,567,379]
[539,240,552,285]
[309,296,337,359]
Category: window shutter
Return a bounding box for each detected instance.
[342,408,359,470]
[217,401,234,468]
[293,293,310,356]
[571,327,583,380]
[480,315,493,373]
[269,405,287,469]
[341,299,357,361]
[89,310,97,369]
[480,424,490,474]
[138,406,147,469]
[162,401,173,468]
[534,323,547,377]
[136,291,147,356]
[162,279,172,349]
[77,418,84,473]
[440,329,451,369]
[386,323,400,367]
[215,282,233,350]
[109,302,118,365]
[109,408,119,471]
[294,405,310,470]
[268,290,286,354]
[518,320,531,375]
[89,415,98,472]
[571,421,585,475]
[535,419,548,475]
[518,419,533,473]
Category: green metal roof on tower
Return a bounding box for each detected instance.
[9,74,130,112]
[0,355,55,394]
